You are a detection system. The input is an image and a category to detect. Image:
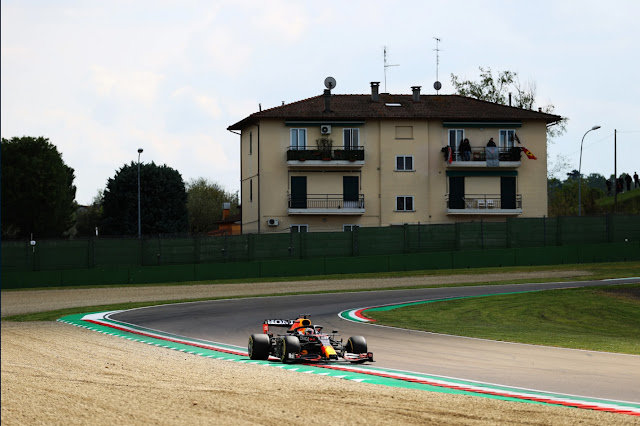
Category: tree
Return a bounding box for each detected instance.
[101,162,188,236]
[450,67,568,141]
[1,136,76,238]
[186,178,239,234]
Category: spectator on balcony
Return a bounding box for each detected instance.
[459,138,472,161]
[486,137,496,147]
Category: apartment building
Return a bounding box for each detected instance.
[228,82,561,234]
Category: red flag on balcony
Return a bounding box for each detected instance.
[520,147,537,159]
[447,146,453,164]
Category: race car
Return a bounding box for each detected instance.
[248,315,373,364]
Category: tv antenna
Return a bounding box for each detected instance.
[383,46,399,93]
[433,37,442,93]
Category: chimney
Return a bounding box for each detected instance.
[370,82,380,101]
[222,202,230,220]
[411,86,421,102]
[323,89,331,112]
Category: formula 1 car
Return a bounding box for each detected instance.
[248,315,373,364]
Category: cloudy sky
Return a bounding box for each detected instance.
[2,0,639,205]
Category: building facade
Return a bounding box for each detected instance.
[228,83,561,234]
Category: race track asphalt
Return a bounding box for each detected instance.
[111,279,640,403]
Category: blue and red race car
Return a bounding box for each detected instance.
[248,315,373,364]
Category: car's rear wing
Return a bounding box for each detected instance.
[262,316,311,334]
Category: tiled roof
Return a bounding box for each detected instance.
[228,94,562,130]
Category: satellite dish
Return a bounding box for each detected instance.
[433,81,442,91]
[324,77,337,90]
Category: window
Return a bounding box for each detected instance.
[395,155,414,171]
[499,130,516,149]
[249,131,252,155]
[291,224,308,233]
[396,196,414,211]
[343,128,359,149]
[448,129,464,153]
[290,128,307,150]
[395,126,413,139]
[343,224,359,232]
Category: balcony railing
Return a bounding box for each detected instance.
[287,146,364,162]
[441,146,522,163]
[288,194,365,214]
[446,193,522,214]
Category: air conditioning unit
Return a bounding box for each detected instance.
[320,124,331,135]
[267,218,279,227]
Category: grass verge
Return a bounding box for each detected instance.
[367,284,640,355]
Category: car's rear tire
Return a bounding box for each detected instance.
[345,336,367,354]
[248,334,270,360]
[279,336,301,363]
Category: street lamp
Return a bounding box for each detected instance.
[578,126,601,216]
[137,148,143,238]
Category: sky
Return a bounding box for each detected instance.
[2,0,639,205]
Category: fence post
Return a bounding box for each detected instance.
[88,238,95,268]
[480,219,484,250]
[506,218,511,248]
[353,226,359,256]
[194,236,200,264]
[556,217,563,246]
[403,223,408,254]
[248,233,255,261]
[543,216,547,246]
[455,222,460,251]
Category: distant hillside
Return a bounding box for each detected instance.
[596,189,640,214]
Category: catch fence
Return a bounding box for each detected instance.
[2,215,638,273]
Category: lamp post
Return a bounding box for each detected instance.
[137,148,143,238]
[578,126,601,216]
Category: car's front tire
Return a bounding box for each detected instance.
[248,334,271,360]
[345,336,367,354]
[279,336,301,363]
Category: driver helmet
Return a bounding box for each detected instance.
[305,328,314,335]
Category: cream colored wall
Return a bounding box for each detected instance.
[378,120,430,225]
[240,117,549,234]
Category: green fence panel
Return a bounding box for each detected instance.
[558,217,608,246]
[456,222,483,251]
[405,224,457,253]
[0,241,31,271]
[358,227,405,256]
[303,231,353,258]
[35,240,89,270]
[129,264,196,284]
[324,255,390,275]
[0,270,63,289]
[61,268,130,286]
[482,222,508,250]
[259,258,326,278]
[610,216,640,242]
[387,251,454,272]
[452,248,516,269]
[94,239,140,267]
[578,242,640,263]
[250,233,292,261]
[514,245,580,266]
[194,261,261,281]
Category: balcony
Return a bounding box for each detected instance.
[288,194,365,215]
[446,194,522,215]
[287,146,364,168]
[442,147,522,168]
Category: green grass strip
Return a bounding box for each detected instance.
[366,284,640,355]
